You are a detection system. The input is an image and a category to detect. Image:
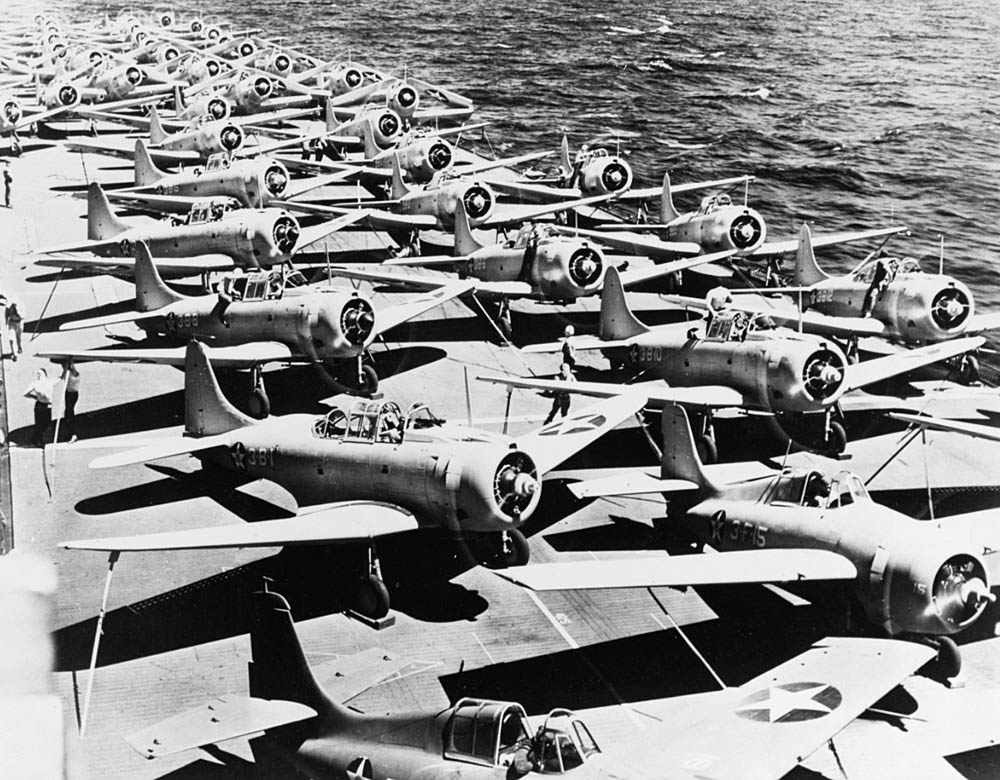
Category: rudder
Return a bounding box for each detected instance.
[452,199,484,256]
[133,139,164,187]
[148,105,168,145]
[184,340,256,436]
[792,223,830,286]
[134,241,183,311]
[599,266,650,341]
[660,172,680,223]
[660,405,717,493]
[87,182,130,240]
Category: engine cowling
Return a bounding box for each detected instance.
[446,182,494,226]
[205,95,230,121]
[2,99,22,126]
[579,156,633,195]
[668,205,767,255]
[862,532,992,636]
[157,10,175,27]
[398,137,453,183]
[307,294,377,358]
[271,213,300,254]
[46,82,79,108]
[763,339,847,413]
[387,83,420,118]
[216,123,244,152]
[237,40,257,58]
[533,239,605,299]
[451,447,541,532]
[885,277,974,343]
[261,162,289,199]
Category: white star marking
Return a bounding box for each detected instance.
[741,683,835,723]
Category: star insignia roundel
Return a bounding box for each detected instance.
[734,682,842,723]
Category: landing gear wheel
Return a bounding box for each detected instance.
[354,574,390,620]
[696,434,718,465]
[498,313,513,341]
[957,354,980,385]
[826,420,847,455]
[248,386,270,418]
[358,364,379,396]
[920,635,962,681]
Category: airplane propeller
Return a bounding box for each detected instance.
[930,287,972,329]
[462,185,493,220]
[272,215,300,253]
[802,347,845,401]
[427,140,453,171]
[264,165,289,197]
[207,96,229,120]
[729,212,764,249]
[928,555,993,626]
[340,298,376,345]
[493,451,539,519]
[568,246,603,287]
[219,125,244,151]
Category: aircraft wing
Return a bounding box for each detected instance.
[331,265,451,292]
[965,311,1000,335]
[842,336,985,392]
[515,392,649,475]
[295,209,372,250]
[60,501,419,551]
[57,309,162,332]
[477,374,749,410]
[374,280,475,335]
[64,139,203,165]
[498,548,857,591]
[750,226,909,258]
[481,193,617,229]
[412,106,476,124]
[39,341,299,372]
[617,249,737,289]
[725,294,889,338]
[485,178,583,203]
[600,636,934,780]
[34,253,236,277]
[125,695,316,759]
[565,469,699,499]
[89,430,237,469]
[276,201,439,232]
[890,411,1000,442]
[618,174,756,202]
[554,226,703,258]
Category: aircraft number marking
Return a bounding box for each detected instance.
[809,289,834,304]
[630,344,663,364]
[165,312,200,332]
[230,442,278,470]
[710,512,767,547]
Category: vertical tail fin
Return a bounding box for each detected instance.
[559,134,572,178]
[248,590,340,722]
[87,182,130,240]
[660,172,680,223]
[389,153,410,200]
[599,266,650,341]
[133,139,164,187]
[172,83,186,111]
[184,340,256,436]
[134,241,183,311]
[324,96,338,134]
[361,116,379,160]
[452,199,484,256]
[660,405,717,493]
[148,105,167,144]
[792,223,830,286]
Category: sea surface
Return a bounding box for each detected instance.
[9,0,1000,304]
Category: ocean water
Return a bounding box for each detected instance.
[11,0,1000,301]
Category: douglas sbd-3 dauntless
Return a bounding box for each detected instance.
[122,587,937,780]
[61,340,645,618]
[500,406,999,679]
[483,267,984,459]
[40,242,472,410]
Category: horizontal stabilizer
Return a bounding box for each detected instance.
[125,695,316,759]
[567,470,699,499]
[843,336,985,392]
[61,501,420,551]
[88,431,235,469]
[498,548,857,591]
[311,647,410,703]
[374,280,475,335]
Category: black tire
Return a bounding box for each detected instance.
[248,387,270,419]
[958,355,980,385]
[498,315,513,341]
[936,635,962,679]
[355,574,390,619]
[358,364,379,396]
[499,529,530,567]
[696,434,718,465]
[826,420,847,455]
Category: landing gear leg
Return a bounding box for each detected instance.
[695,412,718,465]
[917,635,963,685]
[247,365,270,418]
[824,407,847,456]
[497,297,513,341]
[355,543,390,619]
[357,354,379,396]
[475,528,530,569]
[957,353,980,385]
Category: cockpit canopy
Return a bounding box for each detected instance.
[699,192,733,213]
[852,256,921,284]
[216,269,283,302]
[204,153,232,172]
[705,309,775,342]
[187,198,238,224]
[442,699,600,773]
[763,468,870,509]
[312,401,445,443]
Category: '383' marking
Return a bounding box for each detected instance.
[231,442,278,470]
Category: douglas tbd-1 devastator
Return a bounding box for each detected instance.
[482,267,984,460]
[38,242,473,410]
[61,340,646,619]
[119,587,937,780]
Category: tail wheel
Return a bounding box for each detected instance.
[826,420,847,455]
[248,387,270,419]
[358,364,379,396]
[355,574,390,619]
[696,434,718,465]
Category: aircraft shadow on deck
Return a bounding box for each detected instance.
[25,299,136,333]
